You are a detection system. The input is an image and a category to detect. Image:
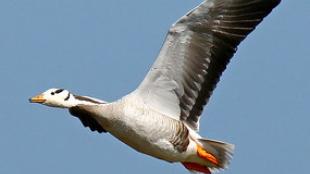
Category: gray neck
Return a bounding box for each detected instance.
[71,94,106,106]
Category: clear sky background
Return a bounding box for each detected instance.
[0,0,309,174]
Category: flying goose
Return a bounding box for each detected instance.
[29,0,280,173]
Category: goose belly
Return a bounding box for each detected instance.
[102,104,188,162]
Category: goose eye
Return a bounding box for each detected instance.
[51,92,55,95]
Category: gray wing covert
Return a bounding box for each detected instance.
[135,0,280,130]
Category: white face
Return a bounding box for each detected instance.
[29,88,75,108]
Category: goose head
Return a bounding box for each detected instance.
[29,88,77,108]
[29,88,105,108]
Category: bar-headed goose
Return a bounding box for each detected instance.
[30,0,280,173]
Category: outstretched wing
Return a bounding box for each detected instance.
[69,106,107,133]
[134,0,280,130]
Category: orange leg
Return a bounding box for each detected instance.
[196,144,219,166]
[182,162,211,174]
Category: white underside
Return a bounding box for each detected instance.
[94,94,199,163]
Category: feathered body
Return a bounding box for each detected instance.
[79,94,195,162]
[30,0,281,173]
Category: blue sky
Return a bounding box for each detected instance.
[0,0,309,174]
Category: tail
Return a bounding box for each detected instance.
[182,138,234,174]
[197,138,234,169]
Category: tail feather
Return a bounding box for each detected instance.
[198,139,235,169]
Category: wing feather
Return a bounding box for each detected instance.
[69,106,107,133]
[135,0,280,130]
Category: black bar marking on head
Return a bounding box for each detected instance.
[55,89,64,94]
[65,93,71,101]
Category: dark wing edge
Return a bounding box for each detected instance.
[179,0,281,129]
[69,106,107,133]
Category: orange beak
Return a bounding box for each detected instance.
[29,94,46,103]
